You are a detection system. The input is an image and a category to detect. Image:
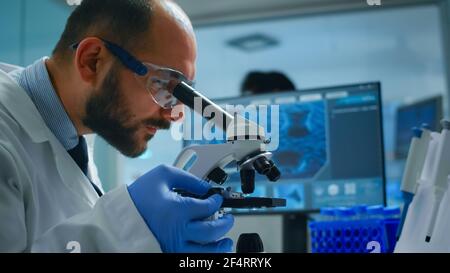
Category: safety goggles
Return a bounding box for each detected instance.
[71,38,194,109]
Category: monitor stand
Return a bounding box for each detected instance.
[282,212,309,253]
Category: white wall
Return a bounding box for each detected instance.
[0,1,22,64]
[0,0,72,66]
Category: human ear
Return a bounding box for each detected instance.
[73,37,108,84]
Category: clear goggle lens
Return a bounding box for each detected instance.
[136,63,194,109]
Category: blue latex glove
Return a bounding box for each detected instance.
[127,164,234,253]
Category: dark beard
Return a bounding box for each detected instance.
[82,65,170,158]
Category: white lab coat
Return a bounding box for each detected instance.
[0,70,161,252]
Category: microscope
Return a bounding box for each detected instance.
[171,82,286,252]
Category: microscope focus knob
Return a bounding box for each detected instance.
[253,157,281,182]
[206,167,228,185]
[236,233,264,253]
[266,165,281,182]
[253,157,273,175]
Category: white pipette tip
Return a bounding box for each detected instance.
[425,190,446,243]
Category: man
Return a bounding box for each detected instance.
[241,71,296,96]
[0,0,234,252]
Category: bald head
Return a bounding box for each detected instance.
[155,0,195,39]
[142,0,197,80]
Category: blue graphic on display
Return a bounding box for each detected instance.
[274,102,326,179]
[273,184,305,210]
[335,93,377,107]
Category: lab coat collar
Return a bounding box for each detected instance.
[0,70,98,206]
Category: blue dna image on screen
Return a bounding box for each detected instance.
[274,101,326,179]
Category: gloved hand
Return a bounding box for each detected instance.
[127,164,234,253]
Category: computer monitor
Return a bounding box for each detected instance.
[183,82,386,213]
[395,95,443,159]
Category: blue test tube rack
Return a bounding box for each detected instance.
[308,206,400,253]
